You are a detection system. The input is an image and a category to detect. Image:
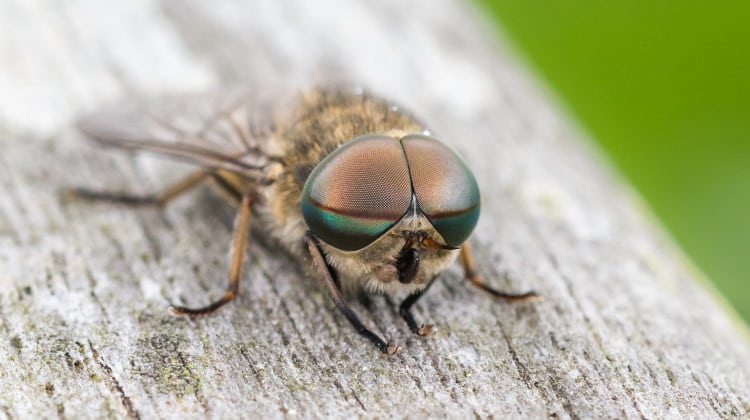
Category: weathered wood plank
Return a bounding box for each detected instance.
[0,0,748,418]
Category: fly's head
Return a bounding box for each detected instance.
[301,133,480,293]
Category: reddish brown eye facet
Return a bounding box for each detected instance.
[301,135,413,251]
[401,134,480,247]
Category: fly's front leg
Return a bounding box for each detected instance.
[305,232,401,355]
[460,242,541,303]
[399,280,435,336]
[65,170,211,207]
[169,193,253,316]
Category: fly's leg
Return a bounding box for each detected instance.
[70,166,253,316]
[460,242,541,302]
[305,232,401,355]
[65,170,211,207]
[399,280,435,336]
[169,193,253,316]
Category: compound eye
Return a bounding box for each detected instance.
[401,134,480,247]
[301,135,413,251]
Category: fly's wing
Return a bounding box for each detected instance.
[78,89,281,177]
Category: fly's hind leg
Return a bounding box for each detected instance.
[460,242,541,303]
[64,170,211,207]
[169,193,253,316]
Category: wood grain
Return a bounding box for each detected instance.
[1,0,748,418]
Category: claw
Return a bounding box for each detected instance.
[417,324,434,336]
[386,341,402,355]
[494,291,543,303]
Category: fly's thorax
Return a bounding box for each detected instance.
[320,213,459,294]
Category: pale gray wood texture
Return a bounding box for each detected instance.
[1,0,749,418]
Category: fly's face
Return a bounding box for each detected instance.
[301,133,480,292]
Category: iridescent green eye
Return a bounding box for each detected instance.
[401,134,480,247]
[301,135,413,251]
[302,133,480,251]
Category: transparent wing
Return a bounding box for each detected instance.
[78,89,280,177]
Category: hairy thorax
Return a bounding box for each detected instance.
[256,87,456,293]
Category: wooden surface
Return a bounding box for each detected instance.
[1,0,749,418]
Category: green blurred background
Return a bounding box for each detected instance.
[478,1,750,323]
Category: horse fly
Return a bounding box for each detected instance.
[69,86,539,355]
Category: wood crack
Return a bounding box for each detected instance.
[88,340,140,419]
[501,326,573,418]
[85,269,111,323]
[525,219,650,419]
[176,351,211,413]
[258,264,368,413]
